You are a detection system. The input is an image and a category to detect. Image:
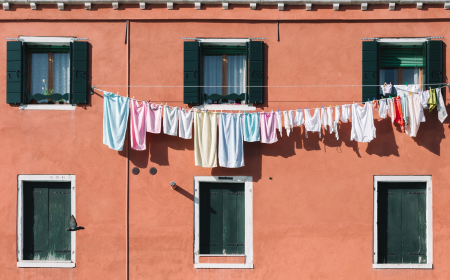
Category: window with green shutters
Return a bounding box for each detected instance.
[199,182,245,255]
[183,40,264,105]
[6,39,89,105]
[362,40,443,101]
[373,176,432,269]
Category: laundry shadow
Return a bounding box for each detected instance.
[148,132,194,166]
[339,122,362,158]
[366,118,399,157]
[322,127,343,150]
[412,108,446,156]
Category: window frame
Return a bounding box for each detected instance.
[373,175,432,269]
[17,174,76,268]
[194,176,253,269]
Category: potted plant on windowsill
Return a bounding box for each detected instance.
[42,79,54,104]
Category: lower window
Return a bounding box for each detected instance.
[373,176,432,269]
[17,175,76,268]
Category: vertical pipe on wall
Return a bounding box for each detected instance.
[125,19,130,280]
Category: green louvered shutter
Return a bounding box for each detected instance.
[426,40,443,86]
[223,184,245,255]
[183,41,201,104]
[6,41,23,104]
[200,183,224,254]
[71,41,89,104]
[362,41,379,102]
[248,41,264,104]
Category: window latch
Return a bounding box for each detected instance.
[372,71,376,78]
[16,69,20,78]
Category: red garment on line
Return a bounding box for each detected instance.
[393,96,404,132]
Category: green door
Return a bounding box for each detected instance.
[23,182,71,261]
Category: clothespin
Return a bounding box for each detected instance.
[389,95,391,98]
[406,82,408,86]
[144,99,146,102]
[278,109,279,112]
[367,98,370,102]
[206,109,208,113]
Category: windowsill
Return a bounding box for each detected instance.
[193,104,256,111]
[17,261,75,268]
[373,264,432,269]
[195,263,253,269]
[19,104,76,111]
[198,254,246,257]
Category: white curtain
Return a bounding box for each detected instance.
[53,53,70,102]
[30,53,48,97]
[227,54,245,95]
[203,55,222,96]
[402,68,420,88]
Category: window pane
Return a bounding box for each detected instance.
[53,53,70,102]
[402,68,420,88]
[30,53,48,98]
[379,69,398,96]
[227,54,245,95]
[203,55,222,96]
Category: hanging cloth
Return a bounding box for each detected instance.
[420,90,430,109]
[405,94,421,137]
[130,99,147,151]
[401,95,409,125]
[387,98,395,124]
[103,92,130,151]
[326,107,333,133]
[332,105,340,140]
[394,84,420,96]
[194,111,218,168]
[283,110,294,137]
[350,102,376,143]
[294,109,304,127]
[146,103,162,133]
[218,113,244,168]
[428,89,437,112]
[320,107,328,133]
[163,105,179,136]
[179,109,194,139]
[436,88,448,123]
[341,104,351,123]
[381,84,392,96]
[304,108,321,138]
[394,96,405,132]
[260,112,278,144]
[243,112,260,142]
[372,100,379,110]
[275,111,283,137]
[378,99,387,119]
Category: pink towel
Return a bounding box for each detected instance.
[130,100,147,150]
[146,103,162,134]
[260,112,278,144]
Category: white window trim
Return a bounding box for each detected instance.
[19,104,76,111]
[197,38,249,46]
[373,175,432,269]
[194,176,253,269]
[193,104,256,111]
[19,36,75,46]
[17,175,76,268]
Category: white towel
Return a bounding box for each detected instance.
[179,109,194,139]
[294,109,304,127]
[378,99,387,119]
[341,104,351,123]
[163,106,179,136]
[218,113,244,168]
[283,110,294,137]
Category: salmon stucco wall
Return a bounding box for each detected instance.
[0,6,449,280]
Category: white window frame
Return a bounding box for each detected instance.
[17,36,76,111]
[373,175,432,269]
[17,174,76,268]
[194,176,253,269]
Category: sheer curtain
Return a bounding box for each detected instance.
[203,55,222,96]
[53,53,70,102]
[30,53,48,103]
[227,55,245,95]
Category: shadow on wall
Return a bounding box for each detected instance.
[366,118,399,157]
[411,105,447,156]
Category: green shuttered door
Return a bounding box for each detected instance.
[200,183,245,255]
[362,41,379,102]
[427,40,443,85]
[183,41,201,104]
[23,182,71,261]
[6,41,23,104]
[71,41,89,104]
[248,41,264,104]
[377,183,427,264]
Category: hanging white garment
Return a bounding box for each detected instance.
[275,111,283,137]
[321,107,328,133]
[179,109,194,139]
[405,95,421,137]
[283,110,294,137]
[420,90,430,109]
[218,113,244,168]
[341,104,351,123]
[304,108,321,138]
[332,105,340,140]
[436,88,448,123]
[378,99,387,119]
[294,109,304,127]
[350,102,376,143]
[381,84,392,96]
[394,84,420,97]
[387,98,395,124]
[326,107,333,133]
[163,105,179,136]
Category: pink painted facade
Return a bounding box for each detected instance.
[1,3,450,279]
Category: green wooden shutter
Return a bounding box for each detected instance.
[199,183,223,254]
[248,41,264,104]
[71,41,89,104]
[426,40,443,85]
[380,45,425,68]
[23,182,71,261]
[362,41,379,101]
[6,41,23,104]
[183,41,201,104]
[236,184,245,254]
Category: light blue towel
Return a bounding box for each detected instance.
[103,92,130,151]
[243,112,260,142]
[219,113,244,168]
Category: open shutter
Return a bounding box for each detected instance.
[183,41,201,104]
[426,40,443,86]
[248,41,264,104]
[6,41,23,104]
[223,183,245,255]
[385,188,402,263]
[362,41,379,102]
[71,41,89,104]
[199,183,224,254]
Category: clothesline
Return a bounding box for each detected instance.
[93,83,449,88]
